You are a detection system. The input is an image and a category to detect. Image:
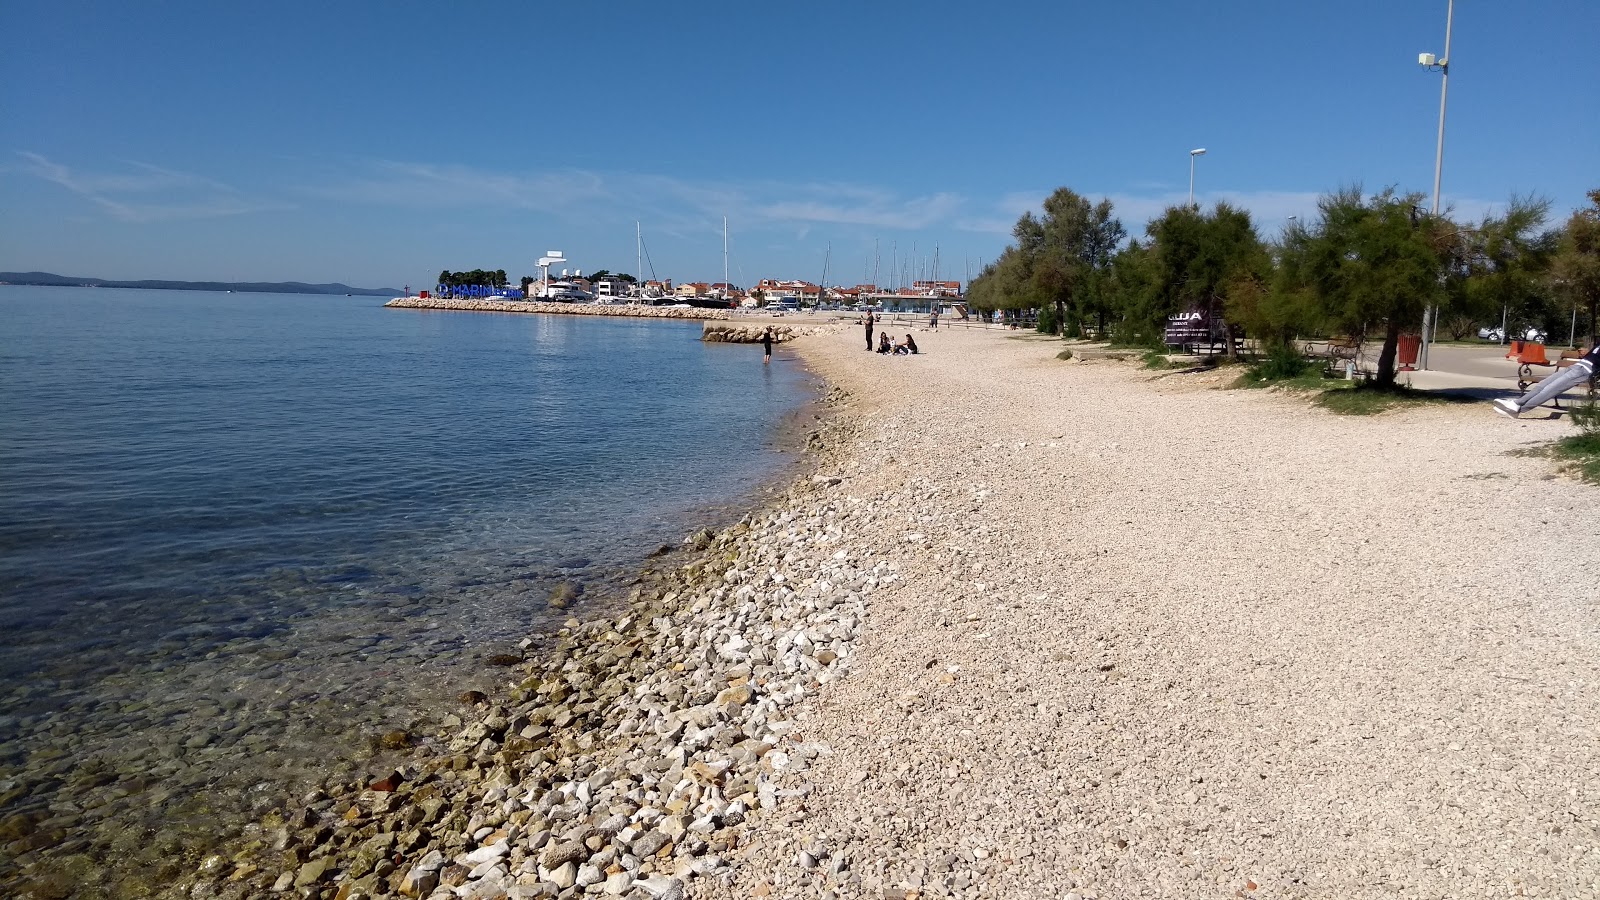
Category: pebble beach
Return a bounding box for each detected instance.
[28,322,1598,900]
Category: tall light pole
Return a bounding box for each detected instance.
[1417,0,1454,370]
[1188,148,1207,209]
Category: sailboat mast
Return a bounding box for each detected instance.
[819,242,830,307]
[636,221,642,302]
[723,215,729,308]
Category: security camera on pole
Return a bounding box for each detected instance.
[1417,0,1454,370]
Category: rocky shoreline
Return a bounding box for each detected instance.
[160,385,878,900]
[384,298,730,321]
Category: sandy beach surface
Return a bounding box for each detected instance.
[711,324,1597,899]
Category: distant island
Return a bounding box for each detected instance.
[0,272,403,296]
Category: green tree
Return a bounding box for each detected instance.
[1029,189,1125,336]
[965,188,1123,335]
[1143,202,1269,355]
[965,247,1033,318]
[1457,196,1557,342]
[1551,189,1600,347]
[1278,187,1445,386]
[1100,240,1162,344]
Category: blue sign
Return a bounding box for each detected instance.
[438,284,523,299]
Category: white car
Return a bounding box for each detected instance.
[1479,326,1546,342]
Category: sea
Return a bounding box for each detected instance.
[0,286,816,892]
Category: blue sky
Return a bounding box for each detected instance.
[2,0,1595,290]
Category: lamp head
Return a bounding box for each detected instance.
[1190,148,1207,156]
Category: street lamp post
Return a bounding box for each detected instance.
[1417,0,1454,370]
[1188,148,1207,209]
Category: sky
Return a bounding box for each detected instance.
[1,0,1595,291]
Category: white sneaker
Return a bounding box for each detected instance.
[1492,398,1522,419]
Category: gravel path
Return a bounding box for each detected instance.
[711,326,1599,900]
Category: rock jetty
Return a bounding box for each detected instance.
[700,324,815,344]
[384,298,730,321]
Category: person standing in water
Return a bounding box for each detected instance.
[761,327,773,365]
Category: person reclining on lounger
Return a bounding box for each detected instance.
[1494,344,1599,418]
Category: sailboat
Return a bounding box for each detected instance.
[676,216,737,310]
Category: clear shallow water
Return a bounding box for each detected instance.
[0,287,813,891]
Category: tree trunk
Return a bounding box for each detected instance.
[1374,319,1403,387]
[1590,299,1597,348]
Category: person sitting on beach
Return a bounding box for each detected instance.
[877,332,893,354]
[894,333,919,355]
[1494,344,1599,417]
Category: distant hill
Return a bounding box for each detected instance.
[0,272,404,296]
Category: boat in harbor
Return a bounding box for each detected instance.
[543,281,593,302]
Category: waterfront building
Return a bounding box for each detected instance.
[594,276,632,300]
[753,279,821,304]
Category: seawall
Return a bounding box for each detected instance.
[384,296,731,320]
[701,322,822,344]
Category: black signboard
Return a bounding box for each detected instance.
[1164,308,1212,347]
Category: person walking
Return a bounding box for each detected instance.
[864,311,875,351]
[1494,344,1599,417]
[761,327,773,365]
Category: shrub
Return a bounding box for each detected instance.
[1036,303,1058,335]
[1236,343,1316,386]
[1568,396,1600,437]
[1554,397,1600,483]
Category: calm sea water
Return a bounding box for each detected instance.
[0,286,813,890]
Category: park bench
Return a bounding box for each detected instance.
[1303,336,1364,377]
[1516,344,1597,409]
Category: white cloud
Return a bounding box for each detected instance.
[12,152,287,222]
[309,161,611,211]
[307,160,972,235]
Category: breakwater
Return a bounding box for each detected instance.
[385,297,731,321]
[700,323,819,344]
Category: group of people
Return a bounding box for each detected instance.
[863,311,918,355]
[875,331,918,355]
